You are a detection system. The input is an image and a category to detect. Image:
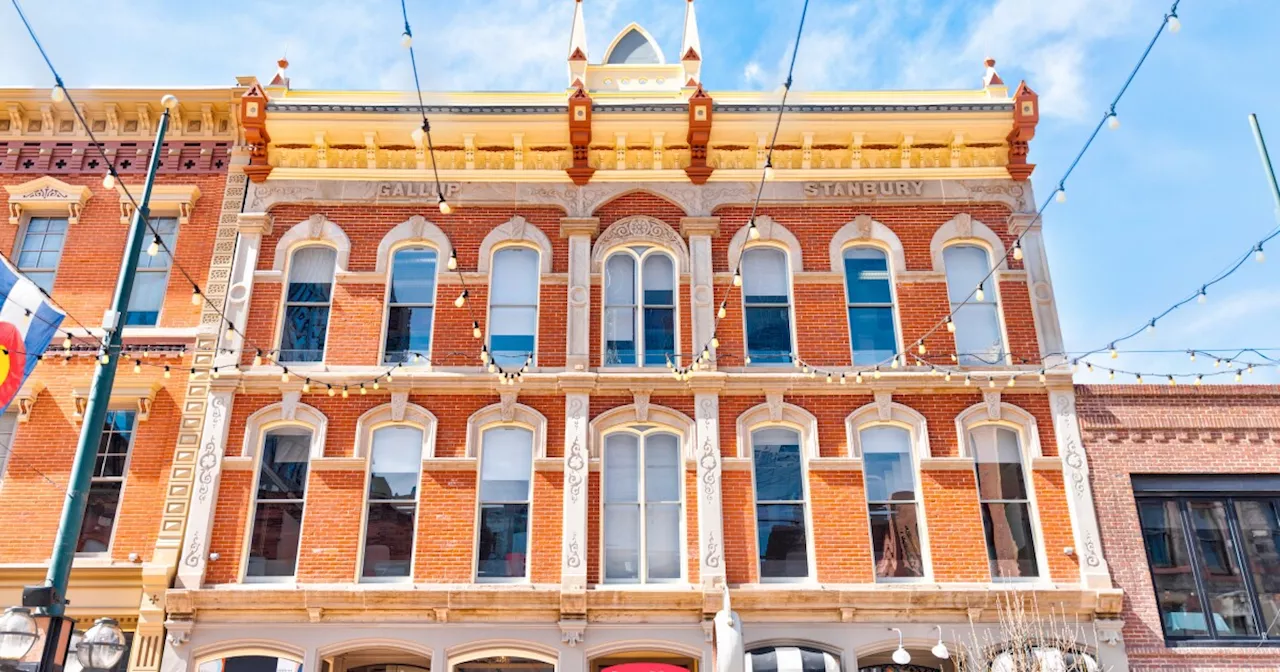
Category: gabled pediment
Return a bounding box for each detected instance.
[3,175,92,225]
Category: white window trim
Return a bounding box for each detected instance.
[726,215,804,272]
[846,398,933,583]
[270,214,351,273]
[445,644,558,670]
[374,215,454,274]
[378,243,443,367]
[238,401,327,583]
[737,400,819,583]
[476,215,553,274]
[13,213,69,295]
[467,401,548,584]
[838,241,905,367]
[602,23,668,65]
[485,243,543,368]
[472,424,537,584]
[275,243,340,366]
[956,397,1050,584]
[940,239,1012,367]
[354,404,433,584]
[76,409,139,558]
[929,213,1007,272]
[598,248,680,368]
[737,243,800,367]
[598,427,689,585]
[128,215,180,328]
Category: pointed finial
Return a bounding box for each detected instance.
[983,57,1004,87]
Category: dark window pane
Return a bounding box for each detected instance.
[642,306,675,365]
[257,430,311,500]
[222,657,290,672]
[389,248,438,304]
[383,306,434,363]
[362,503,415,578]
[745,306,792,363]
[981,501,1039,579]
[844,251,892,303]
[281,305,330,362]
[1138,499,1210,638]
[1235,500,1280,637]
[1189,500,1259,636]
[477,503,529,579]
[76,482,121,553]
[757,503,808,578]
[246,502,304,577]
[869,503,924,579]
[643,289,674,305]
[286,282,332,303]
[752,438,802,501]
[848,306,896,366]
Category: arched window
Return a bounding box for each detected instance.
[751,427,809,580]
[942,244,1004,366]
[860,426,924,580]
[488,247,540,368]
[843,247,898,366]
[604,250,676,366]
[745,644,840,672]
[362,425,424,580]
[246,427,312,579]
[477,426,534,581]
[603,429,683,582]
[280,246,337,363]
[742,248,794,365]
[383,247,438,364]
[969,424,1039,580]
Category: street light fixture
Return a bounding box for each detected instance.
[74,619,125,672]
[0,608,37,664]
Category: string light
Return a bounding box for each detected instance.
[303,379,312,394]
[944,370,953,382]
[480,346,490,364]
[401,30,412,48]
[472,321,482,339]
[1188,350,1196,362]
[281,368,290,383]
[1136,373,1144,384]
[872,366,882,380]
[988,378,996,389]
[946,317,955,333]
[763,159,776,182]
[437,193,453,215]
[748,219,761,240]
[840,373,847,385]
[372,379,380,390]
[1147,319,1156,334]
[1012,241,1023,261]
[253,351,263,367]
[1038,370,1046,383]
[448,248,458,271]
[1236,370,1244,383]
[454,290,468,308]
[1007,376,1016,387]
[1168,375,1176,386]
[191,286,202,306]
[974,284,985,302]
[211,367,220,379]
[133,359,141,374]
[1195,374,1202,385]
[163,365,171,379]
[963,374,971,386]
[1110,343,1118,359]
[51,84,65,102]
[102,171,116,190]
[917,343,927,355]
[855,371,863,384]
[711,334,721,349]
[718,302,727,319]
[99,352,109,365]
[732,269,742,287]
[1256,244,1266,263]
[342,386,349,399]
[147,236,161,257]
[62,333,72,350]
[360,383,367,395]
[1108,369,1115,380]
[1167,13,1181,33]
[224,320,235,341]
[1055,188,1067,203]
[1198,286,1207,303]
[328,385,336,397]
[1107,112,1120,130]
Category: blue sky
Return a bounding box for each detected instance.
[4,0,1280,383]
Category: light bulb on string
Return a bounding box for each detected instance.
[1195,374,1203,385]
[1055,188,1067,203]
[1188,350,1196,362]
[51,85,66,102]
[1108,369,1115,380]
[763,159,776,181]
[328,385,336,397]
[890,356,899,369]
[360,384,367,395]
[1038,370,1046,383]
[401,30,413,48]
[840,373,847,385]
[1087,362,1095,373]
[488,363,497,373]
[1167,13,1181,32]
[224,321,235,342]
[1236,370,1244,383]
[1136,373,1144,385]
[63,333,73,350]
[1147,319,1156,334]
[732,268,742,287]
[1107,112,1120,130]
[917,343,927,355]
[281,369,290,383]
[1168,375,1176,387]
[480,346,490,364]
[133,360,141,374]
[1215,358,1222,368]
[342,386,349,399]
[99,352,109,365]
[303,379,312,394]
[711,334,721,349]
[1013,241,1023,261]
[437,194,452,215]
[454,290,468,308]
[1249,363,1256,375]
[191,287,202,306]
[1257,244,1266,263]
[448,249,458,271]
[1007,375,1016,387]
[946,317,955,333]
[748,219,761,240]
[855,371,863,384]
[102,171,116,190]
[472,321,482,339]
[963,374,971,386]
[147,236,160,257]
[944,370,953,382]
[211,367,220,379]
[1110,343,1118,359]
[974,284,985,302]
[1198,286,1207,303]
[872,366,882,380]
[372,379,380,390]
[988,377,996,389]
[21,310,30,324]
[163,365,171,379]
[717,303,727,319]
[744,355,752,364]
[253,351,263,367]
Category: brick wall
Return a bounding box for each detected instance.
[1079,385,1280,670]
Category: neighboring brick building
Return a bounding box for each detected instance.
[0,86,242,672]
[1079,385,1280,670]
[158,4,1126,672]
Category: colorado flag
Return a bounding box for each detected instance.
[0,254,65,414]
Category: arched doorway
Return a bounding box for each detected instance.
[592,653,698,672]
[199,656,302,672]
[455,657,555,672]
[321,645,430,672]
[855,650,950,672]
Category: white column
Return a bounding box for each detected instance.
[681,218,719,363]
[561,218,599,371]
[214,213,272,370]
[158,633,192,672]
[1010,212,1066,368]
[175,388,235,589]
[1095,620,1130,672]
[1048,388,1112,589]
[693,392,725,589]
[561,391,590,590]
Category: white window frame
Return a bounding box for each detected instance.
[76,409,138,557]
[486,244,542,368]
[599,426,687,584]
[14,215,69,295]
[941,240,1011,367]
[0,409,18,484]
[737,401,819,583]
[354,401,435,584]
[839,243,904,366]
[600,247,679,367]
[738,244,799,367]
[357,424,426,583]
[127,216,180,328]
[379,243,441,366]
[276,244,339,365]
[473,422,537,584]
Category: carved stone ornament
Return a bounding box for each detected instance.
[984,391,1001,420]
[633,391,651,422]
[559,619,587,647]
[3,175,92,225]
[390,392,408,422]
[500,390,519,422]
[590,215,691,272]
[874,391,893,421]
[953,212,974,239]
[280,390,301,421]
[307,213,326,239]
[765,392,785,422]
[853,213,874,239]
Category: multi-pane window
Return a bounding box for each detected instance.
[843,247,897,366]
[280,247,337,363]
[1137,491,1280,643]
[0,410,17,481]
[943,245,1004,366]
[383,247,438,363]
[476,426,533,581]
[742,248,793,365]
[603,251,676,366]
[603,430,682,582]
[126,217,178,326]
[488,247,539,369]
[751,427,809,579]
[861,426,924,580]
[17,216,67,294]
[362,426,423,580]
[77,410,135,553]
[246,428,310,578]
[969,425,1039,579]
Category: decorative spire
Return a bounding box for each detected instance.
[681,0,702,86]
[268,56,290,89]
[983,57,1004,88]
[567,0,589,86]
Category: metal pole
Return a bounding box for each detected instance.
[40,97,174,618]
[1250,114,1280,220]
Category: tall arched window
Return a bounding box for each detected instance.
[604,250,676,366]
[280,246,337,363]
[843,247,897,366]
[860,426,924,580]
[488,247,540,368]
[384,247,438,364]
[943,244,1004,366]
[969,425,1039,579]
[751,427,809,579]
[362,425,424,580]
[246,427,311,579]
[742,248,794,365]
[476,426,534,581]
[603,429,682,582]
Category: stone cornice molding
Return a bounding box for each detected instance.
[4,175,92,225]
[71,383,161,422]
[118,184,201,224]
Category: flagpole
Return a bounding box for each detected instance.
[31,95,177,622]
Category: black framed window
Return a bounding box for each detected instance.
[1136,491,1280,643]
[76,410,136,553]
